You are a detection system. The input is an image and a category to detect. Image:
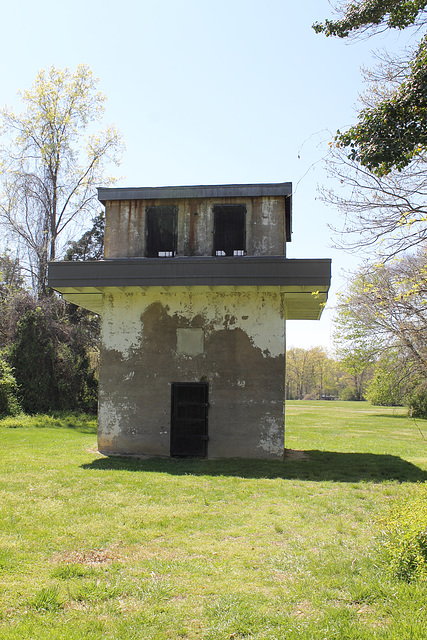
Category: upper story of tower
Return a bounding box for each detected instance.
[98,182,292,259]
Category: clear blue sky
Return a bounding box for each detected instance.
[0,0,413,351]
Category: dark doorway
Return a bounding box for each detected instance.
[213,204,246,256]
[146,205,178,257]
[170,383,209,457]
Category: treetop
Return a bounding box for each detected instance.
[313,0,427,38]
[335,35,427,174]
[314,1,427,174]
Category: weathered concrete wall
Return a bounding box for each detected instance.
[98,287,286,459]
[104,196,287,259]
[104,200,146,258]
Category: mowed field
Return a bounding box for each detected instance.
[1,402,427,639]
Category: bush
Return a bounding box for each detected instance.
[407,382,427,419]
[379,487,427,582]
[9,308,57,413]
[340,386,359,401]
[9,303,98,414]
[0,355,21,416]
[367,366,405,406]
[55,341,98,413]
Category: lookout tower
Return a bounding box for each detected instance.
[48,182,331,459]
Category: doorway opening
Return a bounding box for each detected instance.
[170,382,209,457]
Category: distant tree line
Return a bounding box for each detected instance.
[285,346,374,402]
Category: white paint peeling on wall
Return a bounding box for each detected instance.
[255,198,283,256]
[102,292,144,358]
[258,413,284,455]
[100,288,285,359]
[98,397,123,447]
[261,198,276,225]
[97,286,286,459]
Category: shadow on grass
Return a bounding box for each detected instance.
[372,413,413,420]
[81,450,427,482]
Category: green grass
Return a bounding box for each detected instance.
[1,402,427,638]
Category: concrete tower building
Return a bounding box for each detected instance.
[48,182,331,459]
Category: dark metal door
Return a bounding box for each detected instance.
[171,383,209,457]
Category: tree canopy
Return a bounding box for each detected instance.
[333,250,427,407]
[64,211,105,261]
[0,65,123,295]
[314,1,427,259]
[314,1,427,175]
[313,1,427,38]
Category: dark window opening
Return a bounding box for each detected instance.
[170,382,208,457]
[146,205,178,257]
[213,204,246,256]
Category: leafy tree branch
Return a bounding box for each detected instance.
[314,2,427,174]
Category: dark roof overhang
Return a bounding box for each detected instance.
[48,256,331,320]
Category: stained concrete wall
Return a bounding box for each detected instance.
[104,196,287,259]
[98,287,286,459]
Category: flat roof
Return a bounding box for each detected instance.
[98,182,292,204]
[49,256,330,289]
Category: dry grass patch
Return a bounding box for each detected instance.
[53,547,122,566]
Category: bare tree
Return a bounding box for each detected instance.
[322,146,427,260]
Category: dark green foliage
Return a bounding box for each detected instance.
[314,1,427,174]
[0,354,20,416]
[407,381,427,418]
[64,212,105,261]
[336,36,427,174]
[313,1,427,38]
[8,300,98,415]
[55,342,98,414]
[9,308,57,414]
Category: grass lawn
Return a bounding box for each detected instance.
[1,402,427,639]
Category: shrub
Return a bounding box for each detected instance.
[0,355,20,416]
[340,386,359,401]
[55,341,98,413]
[379,487,427,582]
[9,303,98,414]
[9,307,57,413]
[367,364,405,407]
[407,382,427,419]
